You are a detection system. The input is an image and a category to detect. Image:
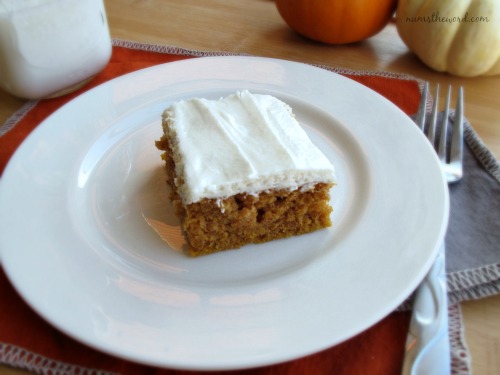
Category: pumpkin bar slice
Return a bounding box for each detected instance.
[155,90,336,256]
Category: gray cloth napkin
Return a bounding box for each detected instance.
[444,114,500,304]
[409,111,500,305]
[401,112,499,375]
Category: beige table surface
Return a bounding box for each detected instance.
[1,1,499,374]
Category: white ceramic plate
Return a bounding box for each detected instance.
[0,57,448,371]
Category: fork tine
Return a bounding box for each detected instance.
[416,82,428,130]
[427,84,439,146]
[450,87,464,178]
[416,83,463,184]
[437,86,451,162]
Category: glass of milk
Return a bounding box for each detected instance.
[0,0,112,99]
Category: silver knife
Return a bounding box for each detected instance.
[401,241,450,375]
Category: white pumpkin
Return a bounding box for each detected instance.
[396,0,500,77]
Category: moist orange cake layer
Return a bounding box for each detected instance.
[156,134,333,256]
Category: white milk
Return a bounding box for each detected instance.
[0,0,112,99]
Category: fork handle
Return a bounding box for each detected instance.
[401,242,450,375]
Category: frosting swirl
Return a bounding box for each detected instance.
[162,90,335,204]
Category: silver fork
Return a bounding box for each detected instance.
[415,82,464,183]
[402,83,464,375]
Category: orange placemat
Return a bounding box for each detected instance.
[0,41,466,375]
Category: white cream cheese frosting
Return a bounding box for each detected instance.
[162,90,335,204]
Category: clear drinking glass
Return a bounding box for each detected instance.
[0,0,112,99]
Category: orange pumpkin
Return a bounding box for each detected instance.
[275,0,397,44]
